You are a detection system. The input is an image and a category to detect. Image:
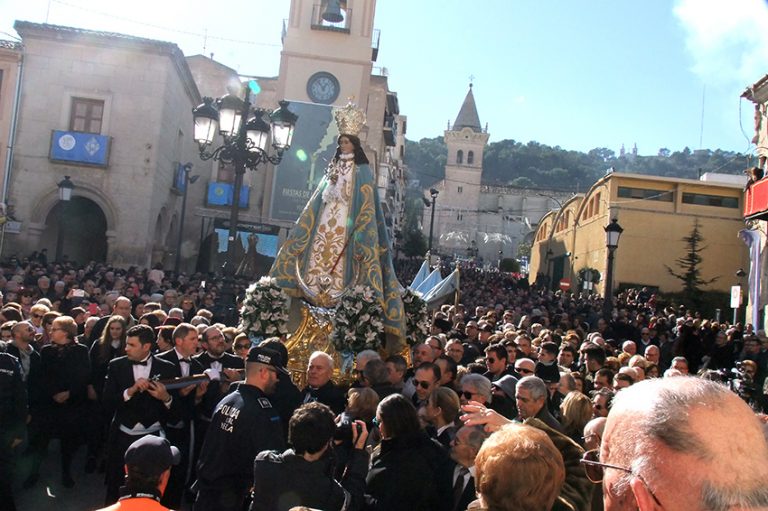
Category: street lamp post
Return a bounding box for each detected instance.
[192,81,298,325]
[426,188,439,255]
[173,163,199,274]
[602,218,624,320]
[55,176,75,263]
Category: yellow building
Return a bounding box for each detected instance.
[529,172,749,295]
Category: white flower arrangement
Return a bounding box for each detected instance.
[402,288,430,346]
[331,285,384,354]
[239,276,290,338]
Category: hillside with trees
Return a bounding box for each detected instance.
[404,137,748,192]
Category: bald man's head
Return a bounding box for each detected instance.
[601,377,768,510]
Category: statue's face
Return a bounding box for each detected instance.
[339,136,354,155]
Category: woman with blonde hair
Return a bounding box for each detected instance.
[559,391,593,446]
[423,387,461,448]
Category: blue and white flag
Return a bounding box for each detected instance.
[422,269,460,308]
[413,268,442,296]
[409,259,430,290]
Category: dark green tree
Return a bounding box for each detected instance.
[400,196,428,258]
[665,220,719,305]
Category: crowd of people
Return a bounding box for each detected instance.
[0,253,767,511]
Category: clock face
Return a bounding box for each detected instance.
[307,72,340,104]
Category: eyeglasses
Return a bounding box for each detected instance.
[486,357,498,363]
[372,417,380,427]
[413,379,432,390]
[517,368,534,375]
[207,334,225,342]
[580,450,663,507]
[461,391,477,400]
[31,313,43,319]
[235,343,250,350]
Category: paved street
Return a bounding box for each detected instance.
[14,440,198,510]
[14,441,105,510]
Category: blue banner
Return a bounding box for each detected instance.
[174,163,186,192]
[207,182,249,208]
[50,130,110,166]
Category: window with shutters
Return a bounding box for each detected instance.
[69,98,104,134]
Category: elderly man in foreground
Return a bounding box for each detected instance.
[462,376,768,511]
[592,377,768,510]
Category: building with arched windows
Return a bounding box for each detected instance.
[529,171,749,294]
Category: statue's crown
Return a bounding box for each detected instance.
[334,101,366,136]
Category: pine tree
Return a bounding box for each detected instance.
[665,220,719,304]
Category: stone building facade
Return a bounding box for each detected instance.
[3,0,405,270]
[5,21,208,268]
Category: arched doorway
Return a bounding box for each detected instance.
[43,197,108,263]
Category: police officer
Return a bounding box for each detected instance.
[193,346,286,511]
[93,435,180,511]
[0,349,27,511]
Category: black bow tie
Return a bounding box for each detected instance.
[180,358,191,364]
[132,359,148,366]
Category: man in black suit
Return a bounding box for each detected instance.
[102,324,177,505]
[301,351,346,415]
[4,321,44,488]
[449,425,489,511]
[192,325,243,477]
[158,323,207,509]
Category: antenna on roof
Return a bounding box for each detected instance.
[469,74,475,88]
[203,28,208,55]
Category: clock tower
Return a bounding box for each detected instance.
[277,0,379,108]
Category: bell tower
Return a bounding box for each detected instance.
[277,0,379,108]
[442,84,489,225]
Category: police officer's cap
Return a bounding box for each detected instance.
[124,435,180,476]
[247,346,289,375]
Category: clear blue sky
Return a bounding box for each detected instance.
[1,0,766,156]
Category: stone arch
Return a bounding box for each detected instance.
[41,196,109,262]
[30,183,118,230]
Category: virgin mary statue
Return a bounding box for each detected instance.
[269,102,405,352]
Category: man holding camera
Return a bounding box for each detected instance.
[250,402,370,511]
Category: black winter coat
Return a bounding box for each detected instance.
[250,447,369,511]
[364,431,452,511]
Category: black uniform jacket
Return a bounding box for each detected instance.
[196,383,285,491]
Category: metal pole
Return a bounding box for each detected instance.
[428,197,436,254]
[219,88,251,326]
[603,247,615,320]
[173,165,190,274]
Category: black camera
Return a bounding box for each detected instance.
[333,420,362,443]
